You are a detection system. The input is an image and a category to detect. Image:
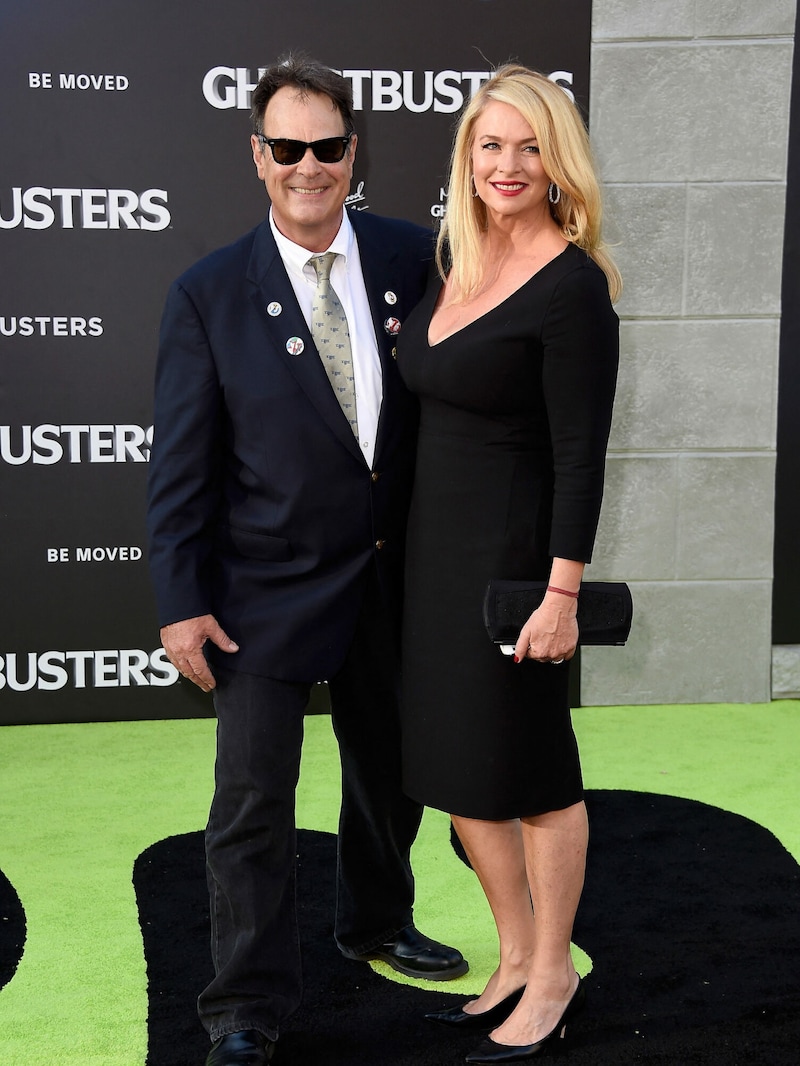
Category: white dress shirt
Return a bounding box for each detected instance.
[269,208,382,468]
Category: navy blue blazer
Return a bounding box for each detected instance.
[146,209,433,681]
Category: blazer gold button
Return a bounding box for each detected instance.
[371,471,380,482]
[375,539,386,550]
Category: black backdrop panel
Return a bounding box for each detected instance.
[774,3,800,644]
[0,0,591,724]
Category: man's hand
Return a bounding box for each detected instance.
[160,614,239,693]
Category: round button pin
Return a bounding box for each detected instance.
[286,337,305,355]
[384,290,398,305]
[267,302,282,316]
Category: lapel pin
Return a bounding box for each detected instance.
[391,347,397,359]
[286,337,305,355]
[267,302,282,316]
[384,290,398,305]
[384,317,401,336]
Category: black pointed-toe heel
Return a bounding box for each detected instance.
[425,985,525,1029]
[464,977,585,1063]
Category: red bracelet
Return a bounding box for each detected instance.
[547,585,579,599]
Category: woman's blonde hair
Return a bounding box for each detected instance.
[436,64,621,302]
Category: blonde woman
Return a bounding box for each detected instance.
[397,66,620,1063]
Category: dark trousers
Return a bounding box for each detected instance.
[198,569,424,1042]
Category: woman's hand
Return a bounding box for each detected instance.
[513,595,579,664]
[513,559,584,663]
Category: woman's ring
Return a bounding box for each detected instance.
[551,658,565,665]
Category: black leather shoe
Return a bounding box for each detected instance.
[206,1030,275,1066]
[465,978,585,1062]
[345,924,469,980]
[426,985,525,1028]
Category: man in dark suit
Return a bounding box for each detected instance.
[146,55,466,1066]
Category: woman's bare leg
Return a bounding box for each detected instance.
[450,814,535,1012]
[490,800,588,1045]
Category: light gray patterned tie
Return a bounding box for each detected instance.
[309,252,358,437]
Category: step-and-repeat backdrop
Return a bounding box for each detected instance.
[0,0,591,724]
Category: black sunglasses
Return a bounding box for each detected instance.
[256,133,352,166]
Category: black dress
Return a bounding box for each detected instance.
[397,243,619,820]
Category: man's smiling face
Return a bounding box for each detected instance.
[251,86,357,252]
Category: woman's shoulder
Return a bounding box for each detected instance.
[548,241,604,280]
[545,244,616,310]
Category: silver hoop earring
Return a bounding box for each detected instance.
[471,175,478,198]
[548,182,561,205]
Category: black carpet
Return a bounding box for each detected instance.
[0,868,26,993]
[130,791,800,1066]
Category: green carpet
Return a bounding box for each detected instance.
[1,702,798,1064]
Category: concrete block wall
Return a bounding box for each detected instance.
[581,0,795,704]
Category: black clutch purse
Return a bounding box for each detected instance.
[483,580,633,648]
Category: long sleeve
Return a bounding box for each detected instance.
[541,258,619,563]
[146,279,223,627]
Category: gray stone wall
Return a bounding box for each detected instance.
[581,0,796,704]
